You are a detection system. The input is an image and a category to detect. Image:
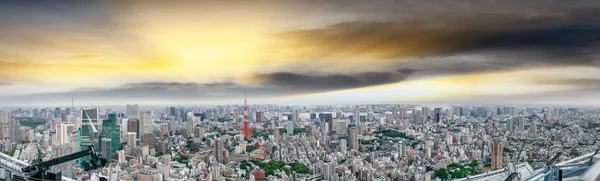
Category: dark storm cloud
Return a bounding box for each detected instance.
[0,69,414,104]
[273,5,600,77]
[257,68,414,90]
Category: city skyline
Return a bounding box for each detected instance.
[1,1,600,106]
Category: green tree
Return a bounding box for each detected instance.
[246,145,256,153]
[436,168,449,179]
[570,148,582,157]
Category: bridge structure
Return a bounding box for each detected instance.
[0,152,32,180]
[451,151,599,181]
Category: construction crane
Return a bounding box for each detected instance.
[21,145,106,181]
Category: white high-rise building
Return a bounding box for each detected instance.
[127,132,137,149]
[0,111,11,138]
[58,123,75,145]
[233,107,239,122]
[140,110,153,134]
[286,120,294,136]
[126,104,139,119]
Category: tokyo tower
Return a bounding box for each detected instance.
[241,90,252,137]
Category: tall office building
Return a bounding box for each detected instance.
[353,106,360,122]
[99,114,120,154]
[256,110,262,123]
[126,132,137,156]
[491,140,504,170]
[292,110,298,122]
[214,137,224,162]
[80,108,99,166]
[422,107,431,117]
[325,113,333,132]
[126,104,139,119]
[101,138,112,163]
[58,123,75,145]
[433,108,442,123]
[233,107,239,122]
[349,126,359,151]
[516,118,525,132]
[401,106,407,119]
[393,105,398,119]
[140,110,153,134]
[127,118,139,138]
[11,120,22,144]
[0,111,11,138]
[286,120,294,136]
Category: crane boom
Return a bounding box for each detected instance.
[21,145,106,181]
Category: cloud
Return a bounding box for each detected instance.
[0,69,414,105]
[270,9,600,77]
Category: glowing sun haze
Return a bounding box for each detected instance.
[1,0,600,106]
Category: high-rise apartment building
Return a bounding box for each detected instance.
[491,140,504,170]
[401,106,407,119]
[349,126,359,151]
[126,104,139,119]
[0,111,11,138]
[140,110,153,134]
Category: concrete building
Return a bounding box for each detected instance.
[492,140,504,170]
[286,120,294,136]
[101,138,112,163]
[140,110,153,134]
[0,111,10,139]
[126,104,139,119]
[349,126,359,151]
[127,118,139,138]
[256,110,261,123]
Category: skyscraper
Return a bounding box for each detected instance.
[140,110,153,134]
[214,137,224,162]
[233,107,239,122]
[325,113,333,132]
[127,132,137,149]
[491,140,504,170]
[349,126,359,151]
[0,111,11,138]
[433,108,441,123]
[99,114,120,154]
[353,106,360,122]
[127,118,139,138]
[286,120,294,136]
[80,108,99,166]
[11,120,22,144]
[393,105,398,119]
[401,106,407,119]
[126,104,139,119]
[101,138,112,163]
[292,110,298,122]
[256,110,262,123]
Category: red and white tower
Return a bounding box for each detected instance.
[241,90,252,137]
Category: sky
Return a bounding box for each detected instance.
[1,0,600,106]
